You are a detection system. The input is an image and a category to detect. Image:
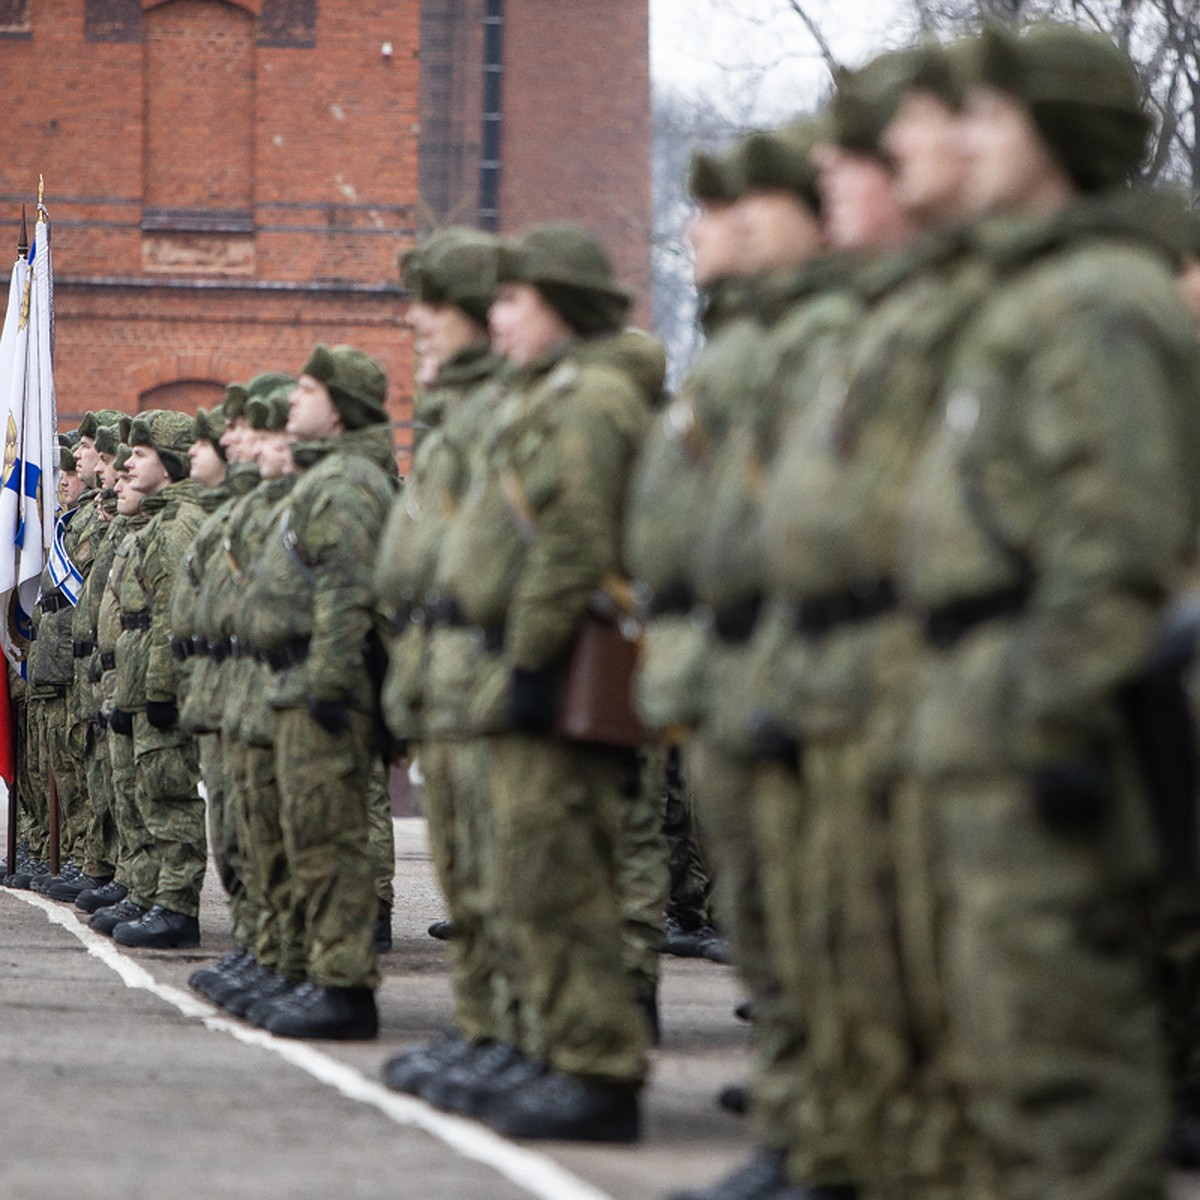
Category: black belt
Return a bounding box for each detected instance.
[72,639,94,659]
[794,579,898,637]
[648,579,694,618]
[260,637,311,672]
[923,581,1031,650]
[120,612,151,631]
[40,593,69,614]
[426,596,467,628]
[208,637,232,663]
[169,636,196,663]
[99,651,116,671]
[712,594,763,646]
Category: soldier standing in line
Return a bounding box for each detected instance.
[72,417,133,915]
[752,44,992,1200]
[109,411,208,949]
[377,228,514,1092]
[22,441,88,890]
[89,442,159,935]
[433,224,652,1141]
[889,24,1199,1199]
[241,346,396,1040]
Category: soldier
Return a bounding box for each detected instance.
[109,411,208,948]
[89,442,160,935]
[889,23,1198,1199]
[377,228,512,1089]
[240,345,396,1040]
[434,223,652,1141]
[72,417,134,915]
[22,440,89,891]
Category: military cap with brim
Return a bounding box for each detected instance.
[497,222,631,337]
[128,409,195,481]
[300,345,388,430]
[401,228,500,327]
[976,22,1150,193]
[828,47,926,158]
[688,148,743,204]
[732,117,825,214]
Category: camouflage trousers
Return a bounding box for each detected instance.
[79,721,117,879]
[368,757,395,910]
[275,706,378,990]
[420,737,514,1043]
[889,770,1167,1200]
[33,691,88,863]
[1152,877,1200,1115]
[16,688,49,859]
[687,736,806,1153]
[229,735,305,979]
[663,746,712,929]
[618,746,669,1008]
[489,731,649,1085]
[107,720,156,906]
[200,732,256,950]
[759,733,908,1194]
[132,715,204,917]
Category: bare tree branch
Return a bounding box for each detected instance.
[784,0,842,76]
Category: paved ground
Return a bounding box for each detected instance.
[0,812,754,1200]
[3,806,1198,1200]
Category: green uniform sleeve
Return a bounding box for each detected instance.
[144,505,204,704]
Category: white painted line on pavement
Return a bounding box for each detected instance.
[11,888,615,1200]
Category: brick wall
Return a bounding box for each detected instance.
[0,0,420,466]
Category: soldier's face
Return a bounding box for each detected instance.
[407,301,486,386]
[96,451,117,490]
[287,375,343,441]
[814,144,915,251]
[74,435,100,489]
[489,282,574,367]
[58,468,85,508]
[1178,258,1200,339]
[188,439,226,489]
[220,416,250,463]
[960,86,1072,217]
[734,190,823,275]
[256,430,294,479]
[127,443,170,498]
[114,472,140,516]
[882,90,970,226]
[687,203,748,288]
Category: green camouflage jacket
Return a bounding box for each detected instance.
[242,424,397,713]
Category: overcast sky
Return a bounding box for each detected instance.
[650,0,911,123]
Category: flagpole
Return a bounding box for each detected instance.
[4,209,23,878]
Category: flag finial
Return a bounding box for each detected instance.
[37,176,43,209]
[17,206,27,258]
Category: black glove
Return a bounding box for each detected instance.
[145,699,178,730]
[750,713,802,771]
[307,695,352,733]
[108,708,133,737]
[509,667,558,734]
[1031,758,1110,834]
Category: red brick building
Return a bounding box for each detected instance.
[0,0,651,464]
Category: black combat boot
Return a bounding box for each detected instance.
[188,947,252,1000]
[483,1068,640,1142]
[382,1029,473,1095]
[427,919,456,941]
[90,898,148,936]
[48,871,113,903]
[75,878,128,913]
[264,983,379,1040]
[667,1149,790,1200]
[113,904,200,948]
[421,1040,531,1114]
[244,973,302,1027]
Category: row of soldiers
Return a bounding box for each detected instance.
[6,353,399,1040]
[381,17,1200,1200]
[5,13,1200,1197]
